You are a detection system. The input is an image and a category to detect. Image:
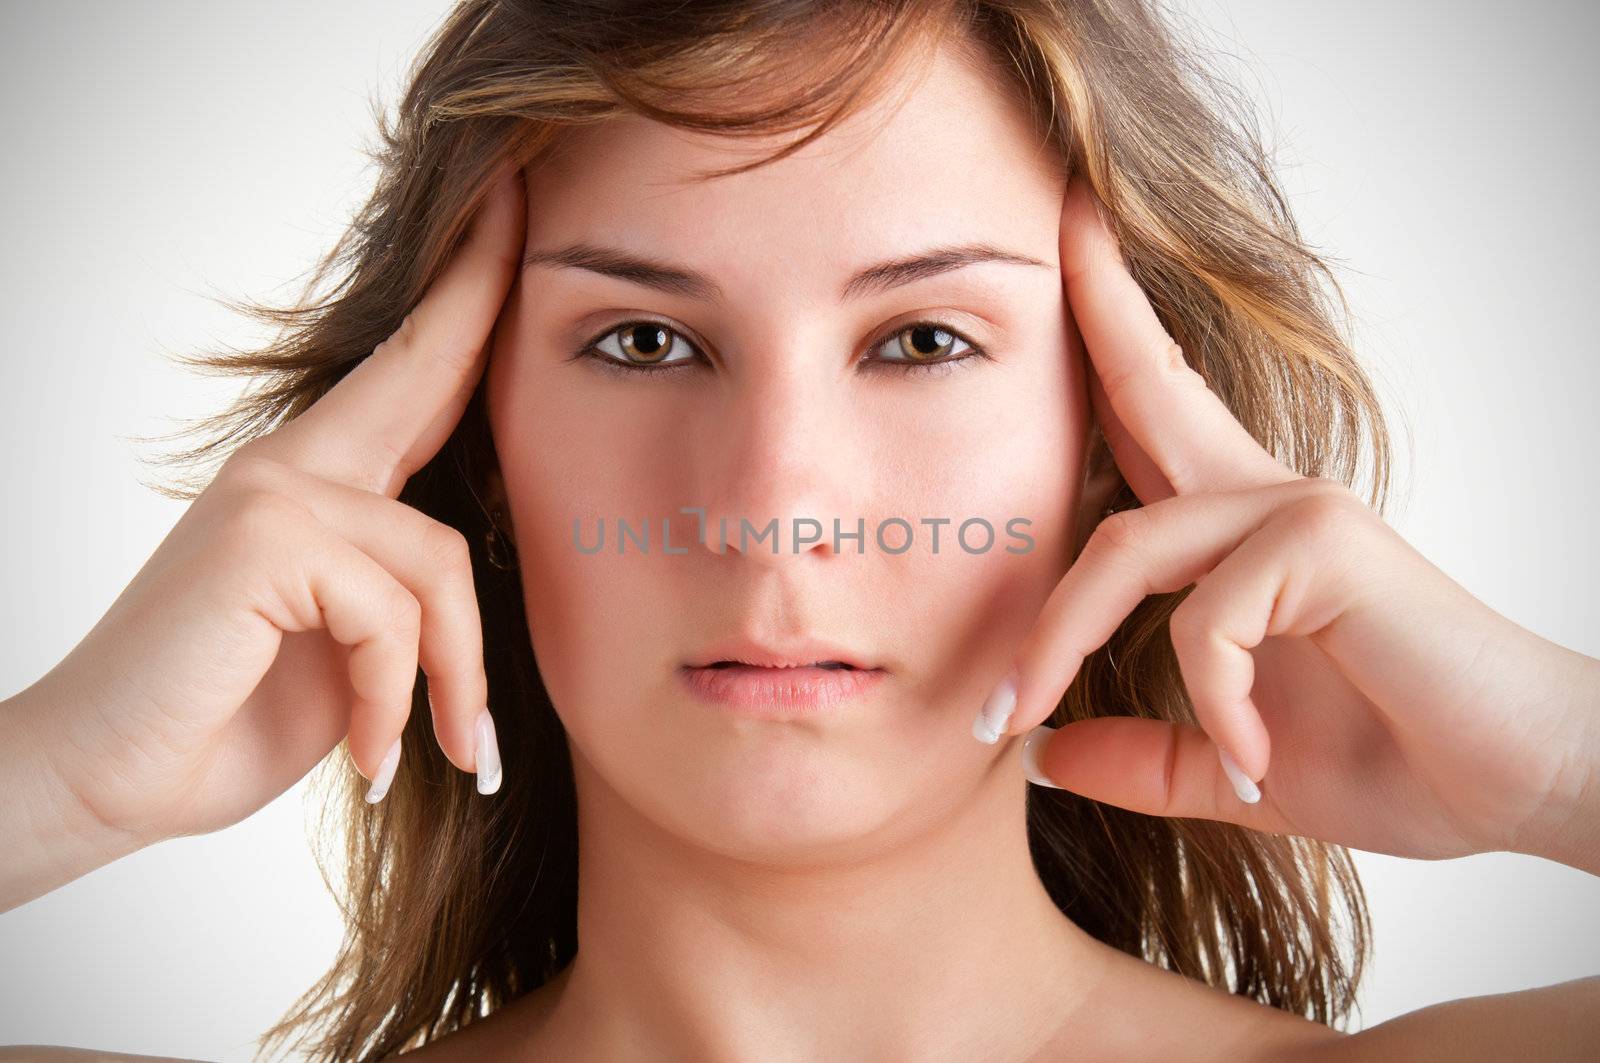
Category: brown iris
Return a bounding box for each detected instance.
[617,323,673,364]
[896,324,957,362]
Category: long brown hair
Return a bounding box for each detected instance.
[140,1,1390,1057]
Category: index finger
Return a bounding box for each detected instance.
[252,161,527,497]
[1059,176,1295,498]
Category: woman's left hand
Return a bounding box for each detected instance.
[988,176,1600,872]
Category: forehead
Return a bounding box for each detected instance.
[521,37,1064,290]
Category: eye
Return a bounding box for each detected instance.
[577,320,699,375]
[865,320,984,377]
[571,316,988,378]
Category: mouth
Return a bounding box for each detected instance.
[683,637,882,674]
[679,656,886,717]
[702,659,860,670]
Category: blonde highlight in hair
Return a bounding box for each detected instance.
[139,1,1386,1056]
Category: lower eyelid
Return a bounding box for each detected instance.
[866,350,985,377]
[578,346,693,375]
[575,320,990,375]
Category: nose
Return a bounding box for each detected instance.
[686,356,859,565]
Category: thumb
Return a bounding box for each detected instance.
[1021,717,1291,831]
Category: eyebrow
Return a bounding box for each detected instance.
[521,241,1052,302]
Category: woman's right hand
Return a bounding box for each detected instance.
[10,164,527,858]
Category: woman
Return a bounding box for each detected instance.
[2,0,1596,1059]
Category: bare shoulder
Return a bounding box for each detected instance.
[1303,976,1600,1062]
[321,958,1600,1060]
[0,1049,213,1062]
[396,967,569,1060]
[409,949,1339,1061]
[1054,943,1348,1062]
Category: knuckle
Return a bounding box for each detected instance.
[1102,337,1188,393]
[227,488,304,547]
[1166,596,1207,653]
[1282,486,1364,544]
[1088,507,1152,561]
[1296,475,1358,504]
[1096,356,1139,396]
[379,309,480,372]
[433,336,484,375]
[388,584,424,636]
[1168,600,1229,676]
[420,521,474,574]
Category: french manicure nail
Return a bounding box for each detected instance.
[364,737,402,804]
[475,709,503,795]
[972,668,1019,744]
[1217,745,1261,805]
[1021,724,1063,788]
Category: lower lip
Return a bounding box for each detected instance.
[679,663,886,718]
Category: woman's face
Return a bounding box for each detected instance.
[487,38,1095,861]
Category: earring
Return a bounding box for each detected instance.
[485,507,518,570]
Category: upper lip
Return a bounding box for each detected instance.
[684,635,879,671]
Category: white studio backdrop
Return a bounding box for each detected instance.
[1,1,1596,1058]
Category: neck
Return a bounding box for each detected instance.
[529,741,1111,1059]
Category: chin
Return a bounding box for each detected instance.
[638,730,926,866]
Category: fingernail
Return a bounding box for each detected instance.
[972,668,1019,744]
[364,737,402,804]
[1021,724,1063,788]
[1217,745,1261,804]
[475,709,503,795]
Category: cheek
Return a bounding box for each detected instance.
[871,352,1083,713]
[488,371,668,723]
[864,302,1086,561]
[888,365,1079,544]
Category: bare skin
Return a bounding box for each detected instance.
[2,25,1597,1063]
[406,951,1600,1061]
[401,934,1349,1062]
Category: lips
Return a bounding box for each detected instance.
[680,636,885,717]
[704,659,857,670]
[679,659,886,716]
[684,636,880,673]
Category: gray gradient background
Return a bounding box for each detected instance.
[2,1,1597,1058]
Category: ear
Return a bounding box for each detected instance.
[1071,422,1124,557]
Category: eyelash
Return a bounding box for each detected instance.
[569,318,989,379]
